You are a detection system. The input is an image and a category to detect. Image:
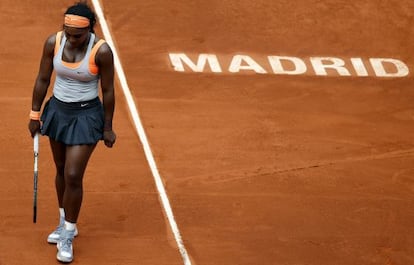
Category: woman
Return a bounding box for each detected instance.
[28,2,116,263]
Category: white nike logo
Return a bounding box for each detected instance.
[80,103,89,107]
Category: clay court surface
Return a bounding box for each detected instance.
[1,0,414,264]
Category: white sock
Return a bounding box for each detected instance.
[64,221,76,231]
[59,208,65,219]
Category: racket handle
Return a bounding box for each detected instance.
[33,206,37,223]
[34,133,39,153]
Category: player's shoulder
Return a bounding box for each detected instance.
[94,36,113,56]
[94,35,110,48]
[44,32,61,47]
[42,32,61,54]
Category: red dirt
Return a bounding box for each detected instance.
[1,1,413,264]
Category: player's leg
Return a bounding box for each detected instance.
[47,139,68,244]
[62,144,97,223]
[50,139,66,208]
[57,143,96,263]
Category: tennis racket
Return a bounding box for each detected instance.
[33,133,39,223]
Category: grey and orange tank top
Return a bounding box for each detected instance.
[53,31,106,102]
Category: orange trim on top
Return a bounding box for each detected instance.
[55,31,83,69]
[61,60,82,69]
[54,31,63,55]
[54,31,105,74]
[89,39,106,75]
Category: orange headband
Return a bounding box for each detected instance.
[64,14,90,28]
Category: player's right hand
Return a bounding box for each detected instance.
[28,120,41,138]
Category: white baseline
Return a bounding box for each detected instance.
[91,1,192,265]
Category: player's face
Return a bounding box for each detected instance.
[64,26,89,48]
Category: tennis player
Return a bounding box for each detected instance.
[28,1,116,263]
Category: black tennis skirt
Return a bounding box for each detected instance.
[41,96,104,145]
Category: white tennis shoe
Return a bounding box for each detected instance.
[47,219,78,244]
[57,228,76,263]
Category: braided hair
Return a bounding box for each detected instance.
[65,1,97,32]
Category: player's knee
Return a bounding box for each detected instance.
[64,171,83,188]
[55,162,65,175]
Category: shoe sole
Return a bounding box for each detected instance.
[57,253,73,263]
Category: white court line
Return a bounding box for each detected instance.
[91,1,192,264]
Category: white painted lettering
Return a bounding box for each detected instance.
[228,55,267,74]
[168,53,409,78]
[310,57,351,76]
[268,56,307,75]
[370,58,409,77]
[169,53,222,72]
[350,58,369,76]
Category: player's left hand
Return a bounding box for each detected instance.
[103,130,116,148]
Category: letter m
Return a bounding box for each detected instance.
[169,53,222,73]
